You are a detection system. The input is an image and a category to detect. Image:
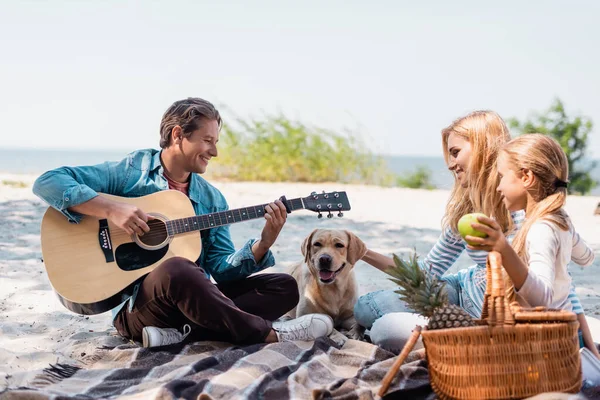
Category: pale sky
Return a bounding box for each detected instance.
[1,0,599,157]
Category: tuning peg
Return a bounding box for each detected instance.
[338,212,344,217]
[317,211,323,219]
[327,211,333,218]
[334,192,339,198]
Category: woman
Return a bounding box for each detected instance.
[354,110,597,357]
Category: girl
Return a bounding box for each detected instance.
[355,113,598,357]
[466,134,595,318]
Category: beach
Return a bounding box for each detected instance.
[1,174,599,390]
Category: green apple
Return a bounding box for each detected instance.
[458,213,489,245]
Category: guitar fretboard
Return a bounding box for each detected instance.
[165,198,305,235]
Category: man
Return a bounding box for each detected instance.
[33,97,333,347]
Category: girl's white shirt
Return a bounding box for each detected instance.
[517,218,595,310]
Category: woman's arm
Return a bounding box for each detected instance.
[578,313,600,359]
[422,228,466,278]
[568,285,584,315]
[361,249,395,273]
[361,228,466,278]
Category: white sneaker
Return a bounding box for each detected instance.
[142,324,191,348]
[272,313,334,342]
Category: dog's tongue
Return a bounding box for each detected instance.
[319,270,335,281]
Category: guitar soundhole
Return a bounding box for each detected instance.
[115,242,169,271]
[138,219,169,247]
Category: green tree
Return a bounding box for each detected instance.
[509,99,598,195]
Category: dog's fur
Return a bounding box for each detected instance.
[287,229,367,339]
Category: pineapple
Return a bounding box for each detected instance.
[384,252,476,330]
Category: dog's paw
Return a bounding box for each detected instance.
[347,324,365,341]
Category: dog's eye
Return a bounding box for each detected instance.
[313,242,322,247]
[335,243,345,248]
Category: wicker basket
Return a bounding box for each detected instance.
[421,251,582,400]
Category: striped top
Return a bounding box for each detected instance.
[420,210,584,317]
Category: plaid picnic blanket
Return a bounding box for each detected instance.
[1,332,433,400]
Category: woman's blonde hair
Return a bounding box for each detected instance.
[441,110,512,233]
[501,134,570,259]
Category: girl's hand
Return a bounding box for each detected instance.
[465,215,509,253]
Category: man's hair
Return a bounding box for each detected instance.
[159,98,222,148]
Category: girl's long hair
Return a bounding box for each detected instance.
[502,134,570,259]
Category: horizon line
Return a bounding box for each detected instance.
[1,146,599,161]
[0,146,449,159]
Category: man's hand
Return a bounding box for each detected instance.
[68,195,153,236]
[106,202,152,236]
[252,199,288,261]
[465,215,508,253]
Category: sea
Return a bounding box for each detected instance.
[1,148,599,195]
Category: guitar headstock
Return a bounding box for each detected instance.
[302,191,351,218]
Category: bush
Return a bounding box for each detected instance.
[1,179,28,188]
[211,111,398,186]
[396,166,435,189]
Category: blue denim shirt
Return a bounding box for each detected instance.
[33,148,275,320]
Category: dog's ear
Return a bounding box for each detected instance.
[345,231,367,265]
[302,229,318,263]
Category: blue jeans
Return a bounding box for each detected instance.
[354,276,470,329]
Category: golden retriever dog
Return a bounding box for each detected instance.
[287,229,367,339]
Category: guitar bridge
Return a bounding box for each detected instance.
[99,219,115,263]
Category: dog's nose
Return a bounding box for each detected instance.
[319,254,332,267]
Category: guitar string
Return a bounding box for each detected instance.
[109,207,339,241]
[102,198,339,241]
[105,208,291,241]
[107,199,308,239]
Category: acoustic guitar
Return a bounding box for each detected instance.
[40,190,351,315]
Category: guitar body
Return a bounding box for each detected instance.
[41,191,201,315]
[39,189,352,315]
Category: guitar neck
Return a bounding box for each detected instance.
[165,197,306,235]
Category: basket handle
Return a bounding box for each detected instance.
[480,251,576,325]
[480,251,516,326]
